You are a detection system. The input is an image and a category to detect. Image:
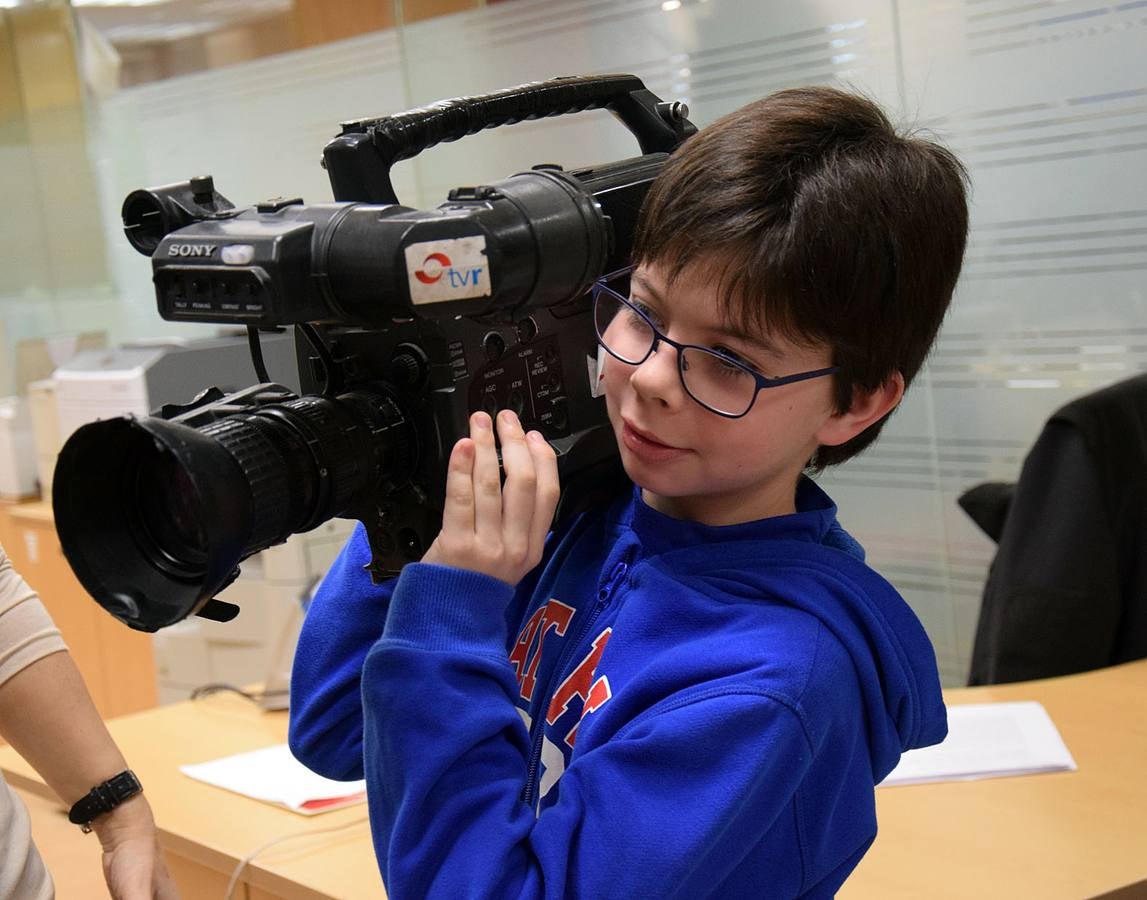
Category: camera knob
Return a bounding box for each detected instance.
[388,345,428,389]
[657,101,689,123]
[190,175,215,205]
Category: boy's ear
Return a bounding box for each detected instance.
[816,371,905,447]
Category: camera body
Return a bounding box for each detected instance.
[52,75,696,632]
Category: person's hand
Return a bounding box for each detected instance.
[93,796,180,899]
[422,410,559,586]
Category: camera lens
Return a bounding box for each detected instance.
[134,452,209,571]
[53,388,415,631]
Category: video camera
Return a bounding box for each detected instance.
[51,74,696,633]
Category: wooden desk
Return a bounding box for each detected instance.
[841,660,1147,900]
[4,662,1144,899]
[0,692,384,900]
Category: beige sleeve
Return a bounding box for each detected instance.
[0,542,68,689]
[0,772,54,900]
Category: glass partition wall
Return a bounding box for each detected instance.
[3,0,1144,684]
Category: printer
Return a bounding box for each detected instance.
[52,331,301,446]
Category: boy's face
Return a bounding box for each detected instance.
[599,258,840,526]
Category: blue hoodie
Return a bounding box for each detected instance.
[290,477,947,899]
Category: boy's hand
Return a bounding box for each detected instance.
[422,410,559,586]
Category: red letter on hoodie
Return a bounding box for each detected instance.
[547,628,613,747]
[509,600,575,702]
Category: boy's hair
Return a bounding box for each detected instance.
[631,86,970,468]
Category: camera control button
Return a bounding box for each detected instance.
[483,332,506,361]
[221,244,256,265]
[256,196,303,213]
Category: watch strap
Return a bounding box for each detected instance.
[68,769,143,833]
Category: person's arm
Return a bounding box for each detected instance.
[0,649,178,899]
[0,545,178,899]
[288,521,399,780]
[289,466,561,783]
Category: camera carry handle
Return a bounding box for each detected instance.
[323,73,694,203]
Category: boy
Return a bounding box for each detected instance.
[289,86,968,898]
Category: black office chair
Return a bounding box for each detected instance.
[963,373,1147,685]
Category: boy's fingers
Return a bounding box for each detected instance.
[497,411,537,553]
[469,411,502,533]
[440,437,476,534]
[525,430,559,559]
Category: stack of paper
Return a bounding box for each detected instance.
[181,743,367,815]
[880,701,1077,787]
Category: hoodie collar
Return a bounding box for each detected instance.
[626,476,838,558]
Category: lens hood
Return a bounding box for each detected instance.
[53,416,253,631]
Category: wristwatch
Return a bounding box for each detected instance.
[68,769,143,833]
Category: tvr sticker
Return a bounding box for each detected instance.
[404,237,491,304]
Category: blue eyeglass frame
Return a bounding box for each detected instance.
[591,265,840,419]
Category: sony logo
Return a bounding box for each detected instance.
[168,244,218,258]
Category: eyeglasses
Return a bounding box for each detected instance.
[591,265,839,419]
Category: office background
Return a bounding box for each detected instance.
[3,0,1145,687]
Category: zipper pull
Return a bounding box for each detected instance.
[598,560,629,602]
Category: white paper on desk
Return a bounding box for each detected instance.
[180,743,367,815]
[879,701,1077,787]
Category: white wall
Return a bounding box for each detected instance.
[6,0,1146,684]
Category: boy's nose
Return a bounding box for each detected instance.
[629,342,684,407]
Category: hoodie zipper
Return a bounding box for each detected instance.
[521,554,632,808]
